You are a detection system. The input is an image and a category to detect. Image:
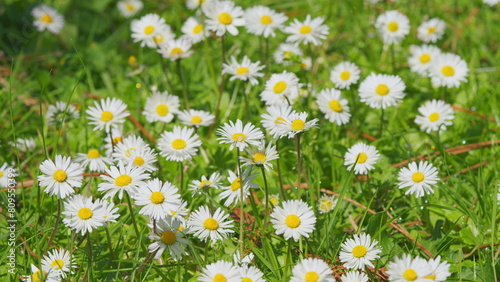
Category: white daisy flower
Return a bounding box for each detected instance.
[148,216,189,260]
[317,88,351,126]
[330,61,361,90]
[233,250,255,266]
[260,71,300,106]
[167,199,189,224]
[343,142,380,175]
[158,37,194,61]
[111,134,148,162]
[62,195,106,235]
[123,147,158,172]
[240,265,265,282]
[222,55,265,85]
[38,155,84,199]
[216,119,264,151]
[134,178,182,221]
[339,233,382,270]
[240,140,279,171]
[429,53,469,88]
[290,257,335,282]
[188,172,223,195]
[424,256,451,281]
[41,249,75,278]
[9,137,37,152]
[158,126,203,162]
[261,104,295,139]
[46,101,80,126]
[98,162,149,199]
[278,111,319,139]
[484,0,500,6]
[274,43,303,65]
[95,198,120,224]
[23,264,61,282]
[0,163,17,188]
[340,271,369,282]
[284,15,329,46]
[398,161,439,197]
[103,125,124,157]
[199,260,240,282]
[264,193,280,208]
[244,5,288,38]
[220,167,259,206]
[86,98,129,132]
[270,200,316,242]
[417,18,446,43]
[358,73,406,109]
[317,194,337,214]
[143,91,180,123]
[414,100,454,133]
[408,45,442,76]
[188,206,235,243]
[386,254,433,282]
[117,0,143,18]
[131,13,172,48]
[150,27,176,48]
[300,56,312,70]
[181,17,208,44]
[31,4,64,34]
[178,109,215,128]
[375,10,410,45]
[186,0,213,10]
[203,0,245,36]
[75,148,113,173]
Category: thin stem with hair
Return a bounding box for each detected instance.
[295,134,303,199]
[176,60,190,110]
[125,192,146,252]
[44,198,61,256]
[379,108,385,138]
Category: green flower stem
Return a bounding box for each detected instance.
[176,59,190,110]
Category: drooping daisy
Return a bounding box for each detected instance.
[317,194,337,214]
[188,206,235,243]
[290,257,335,282]
[222,56,265,85]
[340,271,369,282]
[62,195,106,235]
[0,163,17,188]
[424,256,451,281]
[270,200,316,242]
[240,140,279,171]
[75,148,113,173]
[117,0,143,18]
[9,137,37,152]
[339,233,382,270]
[203,0,245,36]
[216,120,264,151]
[31,4,64,34]
[38,155,84,199]
[244,5,288,38]
[131,13,172,48]
[158,37,194,61]
[158,126,203,162]
[186,0,213,10]
[148,216,189,260]
[177,109,215,128]
[358,73,406,109]
[23,264,61,282]
[317,88,351,126]
[134,178,182,220]
[220,167,259,206]
[123,147,158,172]
[41,249,76,278]
[386,254,433,282]
[417,18,446,43]
[277,111,319,139]
[408,45,442,76]
[188,172,223,195]
[429,53,469,88]
[274,43,303,65]
[86,98,129,131]
[261,104,295,139]
[46,101,80,126]
[111,135,148,162]
[284,15,329,46]
[330,61,361,90]
[239,265,266,282]
[414,100,454,133]
[343,142,380,175]
[261,71,300,106]
[143,91,180,123]
[98,162,149,199]
[375,10,410,45]
[95,198,120,224]
[398,161,439,197]
[181,17,208,44]
[199,260,240,282]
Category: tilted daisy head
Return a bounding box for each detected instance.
[261,104,295,139]
[187,206,234,243]
[158,37,194,61]
[181,17,208,44]
[98,161,149,199]
[31,4,64,34]
[147,216,190,261]
[398,161,439,197]
[278,111,319,139]
[74,148,113,173]
[424,255,451,281]
[41,249,76,278]
[270,199,316,242]
[343,142,380,175]
[117,0,143,18]
[46,101,80,126]
[240,140,279,171]
[284,15,329,46]
[178,109,215,128]
[222,55,265,85]
[202,0,245,37]
[317,88,351,126]
[414,99,454,133]
[0,163,17,188]
[429,53,468,88]
[244,5,288,38]
[261,71,301,106]
[417,18,446,43]
[340,271,369,282]
[198,260,240,282]
[134,178,182,221]
[274,43,303,65]
[375,10,410,45]
[220,167,259,206]
[131,13,173,48]
[317,194,337,214]
[38,155,84,199]
[408,45,442,76]
[143,90,180,123]
[188,172,222,195]
[62,195,106,235]
[158,126,203,162]
[339,233,382,270]
[358,73,406,109]
[386,254,433,282]
[330,61,361,90]
[290,257,335,282]
[86,97,129,131]
[216,119,264,151]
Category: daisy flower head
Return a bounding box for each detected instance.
[240,140,279,171]
[375,10,410,45]
[398,161,439,197]
[264,193,280,208]
[86,97,129,131]
[202,0,245,36]
[290,257,335,282]
[341,271,369,282]
[31,4,64,34]
[278,111,319,139]
[9,137,37,152]
[0,163,17,188]
[103,125,124,157]
[168,199,190,224]
[318,194,337,214]
[240,265,265,282]
[233,250,255,266]
[158,37,194,61]
[220,167,259,206]
[178,109,215,128]
[117,0,143,18]
[317,88,351,126]
[131,13,172,48]
[216,119,264,151]
[270,200,316,242]
[199,260,240,282]
[358,73,406,109]
[62,195,106,235]
[75,148,113,173]
[134,178,182,221]
[181,17,208,44]
[414,100,454,133]
[261,104,295,139]
[111,134,148,162]
[38,155,84,199]
[188,172,222,195]
[222,56,265,85]
[260,71,300,106]
[423,256,451,281]
[123,146,158,172]
[143,90,180,123]
[158,126,203,162]
[330,61,361,90]
[284,15,329,46]
[386,254,433,282]
[417,18,446,43]
[42,249,76,278]
[408,45,442,76]
[186,0,213,10]
[24,264,61,282]
[339,233,382,270]
[484,0,500,6]
[343,142,380,175]
[148,216,189,260]
[98,161,149,199]
[244,5,288,38]
[300,57,312,71]
[274,43,303,65]
[429,53,469,88]
[188,206,235,243]
[46,101,80,126]
[95,198,120,224]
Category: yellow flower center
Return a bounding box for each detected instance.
[160,230,176,245]
[172,139,187,150]
[231,133,247,142]
[300,62,308,69]
[100,111,114,122]
[428,27,436,34]
[242,277,253,282]
[300,25,312,34]
[283,51,291,58]
[53,170,67,182]
[154,104,168,116]
[125,148,136,157]
[134,157,145,166]
[275,117,286,125]
[357,152,368,164]
[304,271,319,282]
[191,116,202,124]
[87,149,100,159]
[352,245,368,258]
[273,81,287,94]
[388,22,399,32]
[236,67,249,75]
[429,112,440,122]
[424,274,436,280]
[32,270,48,282]
[214,273,227,282]
[285,214,301,228]
[231,178,241,191]
[340,70,351,80]
[170,47,184,57]
[113,136,123,145]
[144,25,155,35]
[291,119,305,131]
[419,54,431,63]
[154,34,164,43]
[0,172,3,177]
[115,174,132,186]
[412,172,425,183]
[41,14,53,23]
[193,24,203,34]
[441,66,455,77]
[128,56,137,65]
[253,152,266,163]
[50,259,65,270]
[199,180,212,187]
[270,197,278,206]
[150,191,165,204]
[260,15,272,25]
[375,84,389,96]
[126,4,135,11]
[218,12,232,25]
[78,207,93,220]
[403,269,417,281]
[204,218,219,230]
[329,100,343,112]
